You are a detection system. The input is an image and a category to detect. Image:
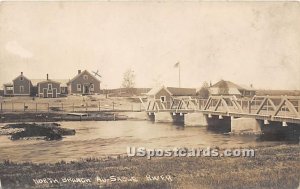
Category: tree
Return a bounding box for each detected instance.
[198,81,210,98]
[122,69,135,94]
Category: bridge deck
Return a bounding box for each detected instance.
[144,95,300,124]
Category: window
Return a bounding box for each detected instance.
[48,84,52,90]
[160,96,166,102]
[83,75,88,80]
[61,87,65,93]
[20,77,23,81]
[20,86,24,93]
[77,84,81,91]
[90,84,94,91]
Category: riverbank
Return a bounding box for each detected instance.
[0,144,299,189]
[0,112,128,123]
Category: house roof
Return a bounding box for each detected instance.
[211,80,255,91]
[147,86,172,96]
[211,80,241,89]
[3,83,13,87]
[31,79,44,86]
[12,74,30,82]
[209,87,241,95]
[238,84,256,91]
[166,87,197,96]
[31,79,69,87]
[37,79,61,85]
[147,86,197,96]
[67,70,100,84]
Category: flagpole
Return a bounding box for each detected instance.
[179,62,181,88]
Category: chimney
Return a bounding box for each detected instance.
[46,74,49,80]
[21,72,23,76]
[78,70,81,74]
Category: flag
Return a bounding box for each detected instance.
[174,62,180,68]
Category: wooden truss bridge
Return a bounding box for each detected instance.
[142,95,300,124]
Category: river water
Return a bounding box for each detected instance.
[0,120,287,163]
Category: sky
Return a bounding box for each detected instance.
[0,1,299,90]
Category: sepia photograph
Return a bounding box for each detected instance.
[0,1,299,189]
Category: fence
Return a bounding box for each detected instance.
[0,101,145,113]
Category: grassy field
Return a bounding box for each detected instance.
[0,145,299,189]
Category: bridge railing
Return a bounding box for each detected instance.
[202,95,300,118]
[145,95,300,119]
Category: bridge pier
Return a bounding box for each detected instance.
[260,121,300,141]
[184,113,208,126]
[154,112,184,123]
[154,112,173,123]
[205,115,231,132]
[231,118,262,134]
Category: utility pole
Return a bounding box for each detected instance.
[179,62,181,88]
[174,62,181,88]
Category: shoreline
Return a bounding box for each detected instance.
[0,112,131,123]
[0,144,299,189]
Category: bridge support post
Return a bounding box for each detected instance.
[184,113,208,127]
[155,112,174,123]
[231,118,262,134]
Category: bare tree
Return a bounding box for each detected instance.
[122,69,135,94]
[197,81,210,98]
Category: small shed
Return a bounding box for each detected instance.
[147,86,197,102]
[147,86,172,102]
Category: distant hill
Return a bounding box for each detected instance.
[256,90,300,96]
[101,88,151,97]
